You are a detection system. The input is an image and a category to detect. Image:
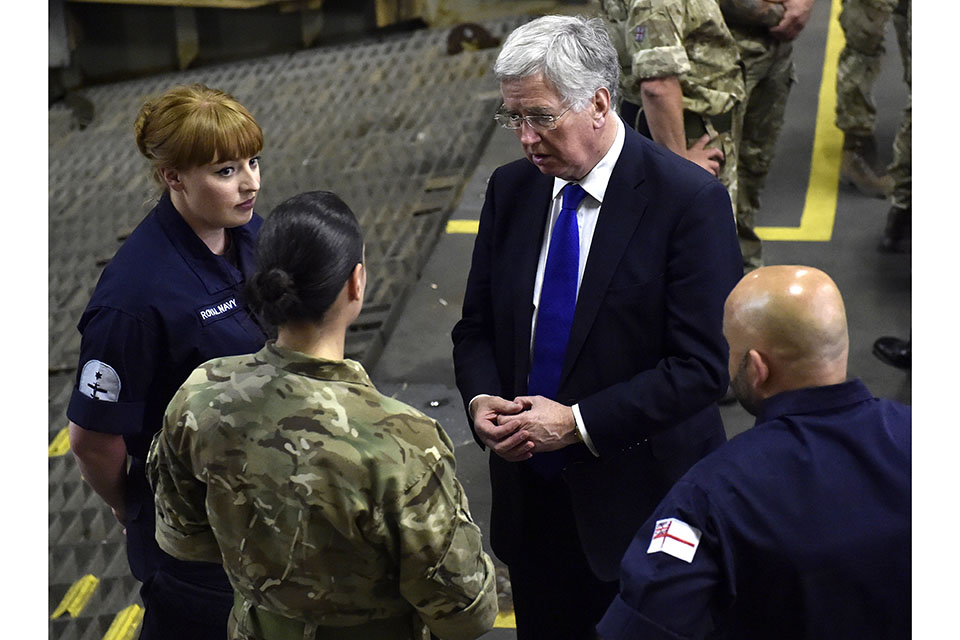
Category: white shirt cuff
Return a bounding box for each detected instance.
[572,404,599,457]
[468,394,492,419]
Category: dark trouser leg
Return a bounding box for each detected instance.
[507,474,618,640]
[138,568,233,640]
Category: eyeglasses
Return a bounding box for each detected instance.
[494,106,572,131]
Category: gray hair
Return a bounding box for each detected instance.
[494,15,620,111]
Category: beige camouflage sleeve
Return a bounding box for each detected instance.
[146,389,222,564]
[626,0,691,81]
[397,427,498,640]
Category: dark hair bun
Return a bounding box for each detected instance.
[247,190,363,328]
[249,267,300,326]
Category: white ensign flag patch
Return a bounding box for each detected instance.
[647,518,701,563]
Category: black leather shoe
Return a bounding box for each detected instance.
[872,336,911,370]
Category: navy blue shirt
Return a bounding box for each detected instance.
[67,191,267,580]
[598,379,911,639]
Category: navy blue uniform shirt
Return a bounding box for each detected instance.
[67,191,267,581]
[598,379,911,639]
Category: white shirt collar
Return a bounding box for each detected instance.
[551,114,625,204]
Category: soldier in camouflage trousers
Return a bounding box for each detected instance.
[720,0,815,270]
[836,0,910,206]
[147,191,498,640]
[599,0,745,219]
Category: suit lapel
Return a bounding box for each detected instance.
[559,129,649,391]
[511,173,554,394]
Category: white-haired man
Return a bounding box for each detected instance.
[452,14,742,639]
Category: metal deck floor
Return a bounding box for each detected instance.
[44,1,922,638]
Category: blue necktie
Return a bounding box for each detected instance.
[528,182,588,399]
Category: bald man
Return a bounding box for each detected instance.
[598,266,911,640]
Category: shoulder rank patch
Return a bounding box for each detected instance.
[634,25,646,43]
[647,517,701,563]
[79,360,121,402]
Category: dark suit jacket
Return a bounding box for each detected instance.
[452,124,743,581]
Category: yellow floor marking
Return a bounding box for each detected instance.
[755,0,844,242]
[446,219,480,234]
[50,574,99,619]
[494,610,517,628]
[49,426,71,457]
[102,604,145,640]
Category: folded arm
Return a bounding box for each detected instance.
[146,392,222,564]
[399,449,498,639]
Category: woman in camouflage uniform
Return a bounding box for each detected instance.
[148,191,498,640]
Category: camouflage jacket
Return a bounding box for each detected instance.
[147,341,497,639]
[599,0,745,116]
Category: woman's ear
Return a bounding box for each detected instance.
[347,263,365,302]
[160,167,184,192]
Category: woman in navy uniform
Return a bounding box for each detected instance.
[66,84,268,639]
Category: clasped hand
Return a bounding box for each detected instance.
[471,395,579,462]
[769,0,815,42]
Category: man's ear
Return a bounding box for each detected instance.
[593,87,612,125]
[347,263,365,302]
[160,167,184,192]
[746,349,769,390]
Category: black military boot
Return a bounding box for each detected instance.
[879,205,911,253]
[841,133,894,199]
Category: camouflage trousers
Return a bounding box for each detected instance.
[887,0,910,209]
[835,0,910,136]
[734,30,796,270]
[889,92,910,210]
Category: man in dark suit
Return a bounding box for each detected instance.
[451,15,742,640]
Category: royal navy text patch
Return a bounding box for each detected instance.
[197,296,241,326]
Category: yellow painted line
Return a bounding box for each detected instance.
[49,427,71,457]
[494,610,517,628]
[50,574,99,619]
[755,0,844,242]
[446,219,480,234]
[102,604,145,640]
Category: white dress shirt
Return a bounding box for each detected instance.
[530,115,626,456]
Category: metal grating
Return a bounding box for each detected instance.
[49,15,528,639]
[48,19,520,372]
